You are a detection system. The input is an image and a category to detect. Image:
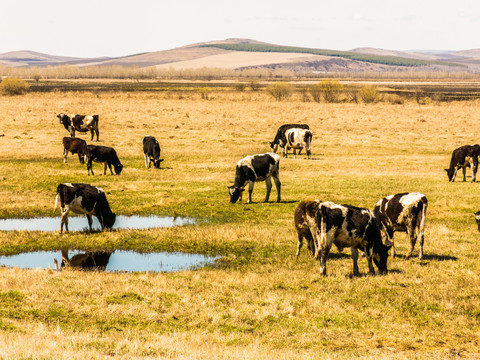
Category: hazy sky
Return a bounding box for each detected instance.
[2,0,479,57]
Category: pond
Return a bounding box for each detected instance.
[0,215,194,232]
[0,250,218,273]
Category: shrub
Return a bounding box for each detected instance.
[359,85,378,103]
[234,83,246,91]
[344,85,359,103]
[299,88,311,102]
[249,81,261,91]
[0,77,30,95]
[266,82,293,101]
[318,80,343,103]
[308,84,322,103]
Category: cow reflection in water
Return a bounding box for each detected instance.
[54,249,112,271]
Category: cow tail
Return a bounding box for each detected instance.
[54,194,59,211]
[314,204,327,259]
[305,131,312,152]
[417,199,428,239]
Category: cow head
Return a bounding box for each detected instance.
[270,141,279,153]
[103,213,116,230]
[57,113,71,130]
[475,211,480,231]
[372,243,392,274]
[153,158,164,169]
[445,168,455,181]
[114,164,123,175]
[228,186,245,203]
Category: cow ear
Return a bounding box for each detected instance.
[239,188,245,192]
[227,185,234,189]
[444,169,449,172]
[385,244,393,251]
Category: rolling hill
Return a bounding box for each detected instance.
[1,39,479,73]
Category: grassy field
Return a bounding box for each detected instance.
[0,89,480,359]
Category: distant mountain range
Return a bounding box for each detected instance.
[1,39,480,73]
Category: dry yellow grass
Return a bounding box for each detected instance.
[0,90,480,359]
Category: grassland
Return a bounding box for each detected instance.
[0,88,480,359]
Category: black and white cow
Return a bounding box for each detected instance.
[373,192,427,259]
[86,145,123,175]
[142,135,163,169]
[270,124,310,153]
[62,137,87,164]
[228,153,281,204]
[299,200,391,276]
[54,183,116,233]
[57,113,100,141]
[282,128,313,159]
[445,144,480,182]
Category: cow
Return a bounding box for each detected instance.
[86,145,123,176]
[298,200,391,276]
[142,135,163,169]
[54,183,116,233]
[282,128,313,159]
[62,137,87,164]
[373,192,428,259]
[228,152,281,204]
[269,124,310,153]
[54,249,112,271]
[57,113,100,141]
[445,144,480,182]
[474,211,480,231]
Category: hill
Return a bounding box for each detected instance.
[1,39,479,73]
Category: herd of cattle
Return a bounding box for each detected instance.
[54,115,476,275]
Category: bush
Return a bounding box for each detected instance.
[249,81,261,91]
[266,82,293,101]
[308,84,322,103]
[359,85,378,103]
[318,80,343,103]
[0,77,30,95]
[234,83,246,91]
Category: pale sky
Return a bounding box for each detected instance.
[2,0,479,58]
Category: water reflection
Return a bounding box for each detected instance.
[0,215,194,232]
[0,249,217,273]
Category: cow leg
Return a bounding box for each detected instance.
[451,167,459,182]
[282,146,287,158]
[364,247,376,275]
[306,234,315,257]
[247,181,255,204]
[86,215,93,232]
[350,247,361,276]
[60,207,70,233]
[293,148,297,159]
[406,228,416,259]
[95,128,99,141]
[144,154,149,168]
[296,233,303,259]
[272,173,281,202]
[462,166,467,182]
[471,158,477,182]
[318,245,331,276]
[104,163,108,175]
[63,148,68,163]
[87,160,94,175]
[264,177,272,202]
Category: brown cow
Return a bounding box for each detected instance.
[62,137,87,164]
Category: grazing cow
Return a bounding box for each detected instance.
[445,144,480,182]
[54,183,116,233]
[54,249,112,271]
[373,192,428,259]
[142,135,163,169]
[57,113,100,141]
[282,128,313,159]
[62,137,87,164]
[228,153,281,204]
[86,145,123,175]
[270,124,310,153]
[299,200,391,276]
[474,211,480,231]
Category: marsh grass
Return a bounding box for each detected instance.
[0,91,480,358]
